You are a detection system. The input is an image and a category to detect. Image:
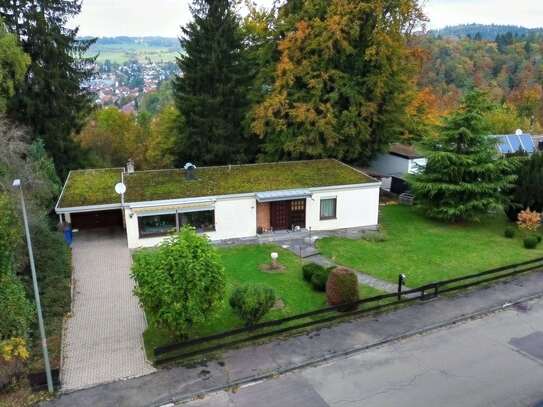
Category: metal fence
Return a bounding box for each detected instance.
[153,256,543,365]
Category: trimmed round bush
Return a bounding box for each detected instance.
[524,235,538,249]
[229,284,276,326]
[504,227,516,239]
[302,263,324,282]
[310,268,330,292]
[326,268,359,311]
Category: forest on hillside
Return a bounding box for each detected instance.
[406,29,543,138]
[431,24,543,40]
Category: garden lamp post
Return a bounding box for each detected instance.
[12,179,54,393]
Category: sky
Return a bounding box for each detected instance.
[71,0,543,38]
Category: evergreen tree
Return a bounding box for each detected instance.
[410,91,516,222]
[506,153,543,221]
[0,1,96,177]
[174,0,251,165]
[251,0,425,164]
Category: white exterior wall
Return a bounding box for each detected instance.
[306,185,380,231]
[123,184,380,249]
[369,154,410,176]
[124,196,257,249]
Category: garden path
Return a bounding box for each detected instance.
[277,236,404,293]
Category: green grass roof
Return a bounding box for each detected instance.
[57,160,374,209]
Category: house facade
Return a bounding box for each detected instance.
[55,160,381,249]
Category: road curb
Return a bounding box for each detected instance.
[163,290,543,407]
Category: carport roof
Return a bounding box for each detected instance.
[56,159,376,210]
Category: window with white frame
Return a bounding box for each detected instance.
[138,209,216,238]
[320,198,337,220]
[178,210,215,233]
[138,213,177,237]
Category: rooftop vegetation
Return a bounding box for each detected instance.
[58,168,122,208]
[58,160,373,208]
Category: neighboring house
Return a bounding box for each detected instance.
[55,159,381,249]
[368,144,427,193]
[493,130,536,155]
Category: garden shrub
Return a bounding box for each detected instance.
[310,268,330,291]
[326,267,359,311]
[0,272,34,341]
[517,208,541,232]
[504,227,516,239]
[302,263,324,282]
[131,226,226,337]
[229,284,276,326]
[523,235,538,249]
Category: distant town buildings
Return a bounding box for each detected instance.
[85,60,178,112]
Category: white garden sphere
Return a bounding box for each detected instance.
[270,252,279,261]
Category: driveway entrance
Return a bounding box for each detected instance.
[61,228,155,391]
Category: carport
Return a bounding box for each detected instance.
[55,168,125,232]
[69,209,124,230]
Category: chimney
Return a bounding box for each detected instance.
[126,159,135,174]
[184,162,197,180]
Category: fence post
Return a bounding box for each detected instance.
[397,274,406,300]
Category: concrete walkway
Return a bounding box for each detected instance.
[61,228,155,391]
[278,236,402,293]
[46,269,543,407]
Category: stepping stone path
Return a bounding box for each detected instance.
[278,236,408,294]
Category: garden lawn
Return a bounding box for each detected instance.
[317,205,543,288]
[143,244,385,359]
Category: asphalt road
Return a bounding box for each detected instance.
[184,297,543,407]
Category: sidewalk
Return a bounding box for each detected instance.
[45,270,543,407]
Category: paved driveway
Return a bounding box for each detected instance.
[61,228,155,391]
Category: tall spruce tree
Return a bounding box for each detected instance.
[174,0,250,165]
[0,1,95,177]
[410,91,516,222]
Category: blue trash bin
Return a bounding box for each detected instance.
[63,224,73,247]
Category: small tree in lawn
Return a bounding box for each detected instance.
[410,90,516,222]
[131,226,226,337]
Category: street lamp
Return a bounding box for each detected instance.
[12,179,54,393]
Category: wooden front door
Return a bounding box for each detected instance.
[270,201,290,230]
[270,200,306,230]
[290,199,306,228]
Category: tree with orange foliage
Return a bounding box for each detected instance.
[251,0,426,164]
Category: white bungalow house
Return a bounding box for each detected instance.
[55,159,381,249]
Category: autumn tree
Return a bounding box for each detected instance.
[174,0,252,165]
[76,108,141,168]
[146,106,184,169]
[410,91,516,222]
[251,0,425,163]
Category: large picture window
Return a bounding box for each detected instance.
[138,213,177,237]
[178,210,215,233]
[320,198,337,220]
[137,209,215,238]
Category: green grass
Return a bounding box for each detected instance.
[58,160,373,208]
[318,205,543,288]
[59,168,122,207]
[143,244,385,361]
